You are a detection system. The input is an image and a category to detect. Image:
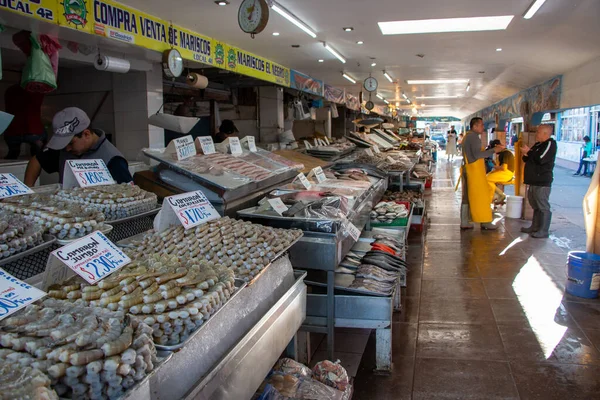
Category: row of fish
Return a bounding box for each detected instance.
[0,299,157,400]
[0,210,45,259]
[127,217,302,281]
[54,185,158,221]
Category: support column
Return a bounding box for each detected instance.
[258,86,284,143]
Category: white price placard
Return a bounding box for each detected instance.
[247,136,258,152]
[343,219,362,241]
[0,173,34,199]
[267,197,289,216]
[155,191,221,232]
[0,270,46,320]
[312,167,327,184]
[51,231,131,285]
[365,149,374,157]
[296,173,312,190]
[229,137,243,156]
[197,136,216,155]
[373,145,381,154]
[174,135,197,160]
[63,159,115,189]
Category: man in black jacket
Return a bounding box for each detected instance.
[520,124,557,238]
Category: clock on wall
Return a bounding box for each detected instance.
[162,49,183,79]
[363,77,378,92]
[238,0,269,38]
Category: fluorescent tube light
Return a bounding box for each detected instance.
[371,63,377,67]
[379,16,514,35]
[318,59,324,63]
[376,93,384,100]
[383,71,393,83]
[402,93,408,100]
[416,95,459,99]
[271,3,317,38]
[466,82,471,92]
[407,79,469,84]
[524,0,548,19]
[496,48,502,51]
[342,73,356,84]
[423,104,451,107]
[324,44,346,64]
[384,99,389,104]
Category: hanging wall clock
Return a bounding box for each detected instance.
[238,0,270,38]
[364,76,378,92]
[162,49,184,79]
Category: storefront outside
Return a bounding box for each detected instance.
[555,105,600,164]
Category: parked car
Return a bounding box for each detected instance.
[431,134,446,149]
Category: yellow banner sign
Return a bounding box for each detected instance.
[170,24,214,67]
[57,0,93,33]
[0,0,57,23]
[233,48,290,87]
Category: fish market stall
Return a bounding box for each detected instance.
[143,147,301,216]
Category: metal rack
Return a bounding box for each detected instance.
[0,235,57,280]
[106,208,161,242]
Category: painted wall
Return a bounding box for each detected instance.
[557,142,582,164]
[561,56,600,110]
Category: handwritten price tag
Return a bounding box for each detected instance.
[167,191,220,230]
[267,197,289,216]
[247,136,258,152]
[0,174,34,199]
[64,160,115,189]
[296,173,312,190]
[0,270,46,320]
[197,136,216,155]
[343,219,362,241]
[51,232,131,285]
[312,167,327,184]
[365,148,374,157]
[174,135,197,160]
[229,137,243,156]
[373,145,381,154]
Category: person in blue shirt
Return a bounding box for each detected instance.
[574,136,593,177]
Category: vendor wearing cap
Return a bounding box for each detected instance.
[24,107,132,187]
[214,120,239,144]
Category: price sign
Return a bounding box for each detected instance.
[267,197,289,216]
[0,270,46,320]
[229,137,243,156]
[312,167,327,184]
[373,145,381,154]
[387,156,396,163]
[247,136,258,152]
[64,160,115,189]
[174,135,197,160]
[296,173,312,190]
[51,232,131,285]
[343,219,362,241]
[0,174,34,199]
[165,191,220,230]
[197,136,216,155]
[365,149,374,157]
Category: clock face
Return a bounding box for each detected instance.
[238,0,269,34]
[364,77,378,92]
[365,101,375,111]
[164,49,183,78]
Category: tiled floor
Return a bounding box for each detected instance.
[354,161,600,399]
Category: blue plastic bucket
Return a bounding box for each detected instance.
[566,251,600,299]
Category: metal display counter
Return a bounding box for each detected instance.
[105,208,161,242]
[0,234,57,280]
[123,255,306,400]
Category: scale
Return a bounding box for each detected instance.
[364,74,378,111]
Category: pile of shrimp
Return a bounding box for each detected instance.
[127,216,302,281]
[0,210,44,260]
[48,254,236,347]
[0,299,156,400]
[0,358,58,400]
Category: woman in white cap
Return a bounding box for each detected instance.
[24,107,132,186]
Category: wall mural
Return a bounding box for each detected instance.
[464,75,562,130]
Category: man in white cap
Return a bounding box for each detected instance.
[24,107,132,186]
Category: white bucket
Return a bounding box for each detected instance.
[506,195,524,219]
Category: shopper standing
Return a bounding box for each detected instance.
[520,124,557,238]
[573,136,593,176]
[461,117,505,230]
[446,126,458,161]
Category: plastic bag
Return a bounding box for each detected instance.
[273,358,312,378]
[21,35,57,93]
[312,360,350,391]
[264,374,344,400]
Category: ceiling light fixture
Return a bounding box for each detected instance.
[342,73,357,84]
[318,59,324,63]
[383,71,394,83]
[371,62,377,67]
[396,102,400,107]
[402,92,409,100]
[416,95,460,99]
[324,43,346,64]
[421,103,426,107]
[343,27,354,32]
[524,0,548,19]
[376,93,384,100]
[378,15,514,35]
[384,99,390,104]
[272,32,280,36]
[356,41,364,45]
[496,48,502,51]
[271,2,317,38]
[466,82,471,92]
[214,0,229,5]
[407,79,469,85]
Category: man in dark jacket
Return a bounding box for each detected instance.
[520,124,557,238]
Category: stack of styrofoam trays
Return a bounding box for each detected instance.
[54,184,158,221]
[370,202,409,224]
[0,211,44,259]
[0,194,105,240]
